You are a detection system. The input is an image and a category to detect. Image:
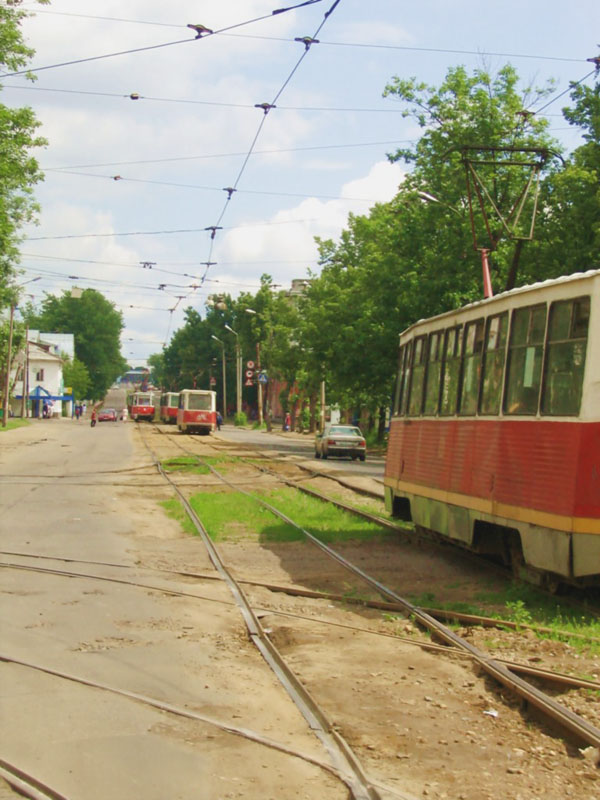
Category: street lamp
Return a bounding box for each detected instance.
[2,277,41,428]
[211,334,227,418]
[224,324,241,416]
[245,308,263,425]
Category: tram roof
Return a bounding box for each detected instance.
[402,268,600,337]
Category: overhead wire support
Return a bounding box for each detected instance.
[200,0,343,288]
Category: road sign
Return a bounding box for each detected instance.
[244,379,254,387]
[246,360,255,369]
[245,369,254,379]
[210,377,216,386]
[258,373,268,384]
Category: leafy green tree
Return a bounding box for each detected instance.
[0,0,48,310]
[25,289,127,400]
[530,77,600,275]
[62,356,91,401]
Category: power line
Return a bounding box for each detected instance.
[18,8,588,64]
[25,217,323,241]
[1,2,323,78]
[48,169,376,203]
[40,139,413,172]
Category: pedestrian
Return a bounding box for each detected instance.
[216,411,223,430]
[284,412,291,432]
[121,407,128,422]
[90,408,97,427]
[82,402,87,415]
[42,402,48,418]
[75,404,81,421]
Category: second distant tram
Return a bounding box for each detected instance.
[177,389,217,435]
[159,392,180,424]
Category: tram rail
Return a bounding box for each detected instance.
[142,423,600,750]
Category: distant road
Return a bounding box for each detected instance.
[214,425,386,482]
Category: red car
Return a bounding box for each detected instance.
[98,407,118,422]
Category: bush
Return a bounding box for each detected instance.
[234,411,248,427]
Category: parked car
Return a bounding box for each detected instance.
[315,424,366,461]
[98,407,118,422]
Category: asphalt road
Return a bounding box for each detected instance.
[214,424,386,482]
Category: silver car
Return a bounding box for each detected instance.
[315,424,366,461]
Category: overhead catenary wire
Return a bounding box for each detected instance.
[14,6,589,64]
[1,2,323,78]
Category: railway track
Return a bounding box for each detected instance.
[142,423,600,753]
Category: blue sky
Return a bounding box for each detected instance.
[6,0,599,365]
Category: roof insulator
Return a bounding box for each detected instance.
[294,36,319,51]
[129,93,140,100]
[187,23,213,39]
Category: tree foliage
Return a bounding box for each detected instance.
[149,64,599,437]
[0,0,48,310]
[25,289,127,400]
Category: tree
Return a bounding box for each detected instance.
[25,289,127,400]
[0,1,48,310]
[62,356,91,402]
[383,64,560,292]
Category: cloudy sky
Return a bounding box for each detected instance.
[5,0,599,365]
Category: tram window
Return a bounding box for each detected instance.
[408,336,427,415]
[459,319,484,415]
[440,325,463,415]
[541,296,589,416]
[504,304,546,415]
[423,331,442,414]
[479,313,508,415]
[394,344,407,415]
[399,341,413,415]
[188,393,212,411]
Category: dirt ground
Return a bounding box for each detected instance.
[136,428,600,800]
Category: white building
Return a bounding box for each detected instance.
[12,332,74,418]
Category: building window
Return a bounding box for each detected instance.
[504,304,547,415]
[479,313,508,415]
[541,296,589,416]
[35,368,44,381]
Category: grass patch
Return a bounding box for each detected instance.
[257,487,394,544]
[183,485,395,545]
[0,418,31,432]
[162,457,210,474]
[160,497,197,537]
[188,491,302,542]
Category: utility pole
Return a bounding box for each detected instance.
[2,304,15,428]
[20,325,29,418]
[211,335,227,418]
[224,324,241,416]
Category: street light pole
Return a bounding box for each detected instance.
[245,309,263,425]
[224,324,241,416]
[211,335,227,418]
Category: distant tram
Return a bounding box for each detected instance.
[177,389,217,435]
[159,392,179,424]
[127,391,156,422]
[385,269,600,589]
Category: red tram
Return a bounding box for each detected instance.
[385,269,600,588]
[177,389,217,435]
[159,392,179,424]
[127,391,156,422]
